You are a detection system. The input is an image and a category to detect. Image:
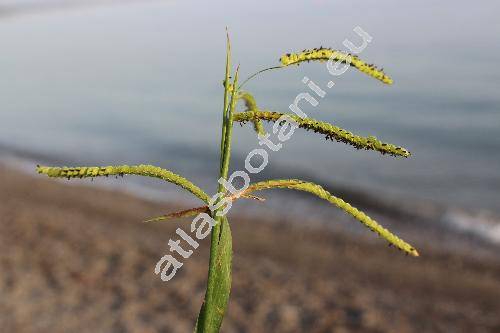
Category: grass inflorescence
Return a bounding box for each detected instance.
[36,164,209,203]
[36,35,418,333]
[280,47,393,84]
[234,110,410,157]
[243,179,418,256]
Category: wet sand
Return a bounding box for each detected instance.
[1,164,499,332]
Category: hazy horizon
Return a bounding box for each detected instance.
[1,0,499,213]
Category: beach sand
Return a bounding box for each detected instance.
[1,164,499,332]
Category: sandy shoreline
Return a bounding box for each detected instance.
[1,164,499,332]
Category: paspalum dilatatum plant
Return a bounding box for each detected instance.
[37,33,418,332]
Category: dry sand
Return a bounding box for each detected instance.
[0,164,499,332]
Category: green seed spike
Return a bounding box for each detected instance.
[237,91,265,135]
[234,110,410,157]
[36,164,209,203]
[280,48,393,85]
[243,179,419,257]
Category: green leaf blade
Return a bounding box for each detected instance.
[195,217,232,333]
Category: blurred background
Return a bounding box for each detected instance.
[0,1,499,332]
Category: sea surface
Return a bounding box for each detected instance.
[1,0,499,247]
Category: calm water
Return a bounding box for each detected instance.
[1,0,499,214]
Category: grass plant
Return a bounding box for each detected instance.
[37,33,417,332]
